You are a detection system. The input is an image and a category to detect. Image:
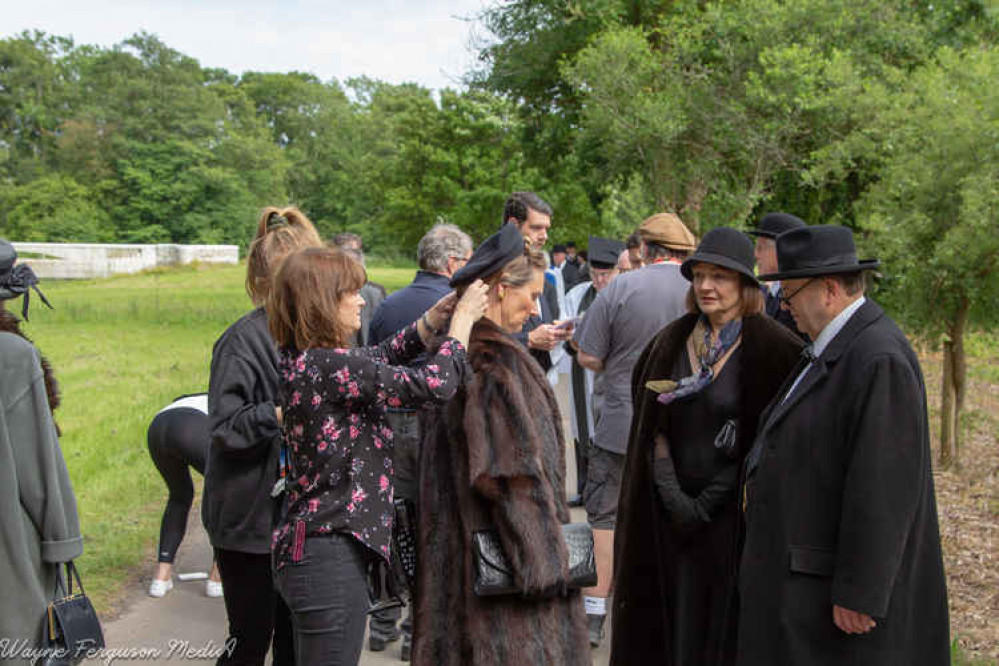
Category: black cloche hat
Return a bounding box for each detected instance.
[759,225,880,281]
[681,227,758,285]
[587,236,624,269]
[450,222,527,288]
[749,212,807,238]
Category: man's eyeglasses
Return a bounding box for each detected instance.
[779,279,815,306]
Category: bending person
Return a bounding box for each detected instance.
[146,393,222,598]
[610,228,802,665]
[267,246,487,666]
[413,223,591,666]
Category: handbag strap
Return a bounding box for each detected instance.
[65,561,86,596]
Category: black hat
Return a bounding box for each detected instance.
[450,223,527,288]
[587,236,624,269]
[759,225,880,281]
[680,227,758,285]
[565,241,577,249]
[0,239,52,320]
[551,244,567,254]
[749,212,807,239]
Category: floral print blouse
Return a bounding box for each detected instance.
[272,323,466,568]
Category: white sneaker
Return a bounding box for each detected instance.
[205,580,223,598]
[149,578,173,598]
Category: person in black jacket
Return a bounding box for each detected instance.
[503,192,570,372]
[202,206,322,666]
[749,212,807,340]
[737,226,949,666]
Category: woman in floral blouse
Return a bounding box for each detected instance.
[266,245,487,666]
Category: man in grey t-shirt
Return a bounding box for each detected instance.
[573,212,695,647]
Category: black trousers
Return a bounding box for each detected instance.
[215,548,294,666]
[147,407,208,563]
[275,533,371,666]
[369,410,419,644]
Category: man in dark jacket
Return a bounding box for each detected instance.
[504,192,568,372]
[749,212,807,339]
[738,225,949,666]
[365,222,471,659]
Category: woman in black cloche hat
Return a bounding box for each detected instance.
[611,228,804,666]
[413,223,591,666]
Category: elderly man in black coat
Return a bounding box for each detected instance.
[737,226,949,666]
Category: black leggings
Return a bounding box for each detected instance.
[147,407,209,563]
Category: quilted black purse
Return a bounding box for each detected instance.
[471,522,597,597]
[35,561,105,666]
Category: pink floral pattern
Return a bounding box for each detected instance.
[272,323,466,568]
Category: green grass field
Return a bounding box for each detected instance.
[20,262,416,612]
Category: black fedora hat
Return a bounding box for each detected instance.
[450,223,527,288]
[749,212,806,238]
[681,227,758,285]
[759,225,880,281]
[587,236,624,269]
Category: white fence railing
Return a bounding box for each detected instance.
[10,242,239,279]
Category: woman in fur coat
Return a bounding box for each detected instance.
[610,229,803,665]
[413,224,591,666]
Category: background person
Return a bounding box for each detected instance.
[573,212,695,647]
[748,212,807,339]
[562,236,625,506]
[413,223,591,666]
[737,225,949,665]
[0,241,83,666]
[364,222,472,659]
[610,228,802,665]
[268,246,487,666]
[331,232,387,346]
[146,393,223,598]
[503,191,570,374]
[202,206,322,666]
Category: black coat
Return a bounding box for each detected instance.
[611,313,803,665]
[514,279,561,371]
[737,300,949,666]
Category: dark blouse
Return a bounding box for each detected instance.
[272,323,466,569]
[659,345,743,494]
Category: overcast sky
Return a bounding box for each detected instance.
[4,0,491,90]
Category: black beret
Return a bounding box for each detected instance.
[551,244,567,254]
[587,236,624,269]
[450,223,527,288]
[749,212,807,238]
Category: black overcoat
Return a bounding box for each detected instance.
[610,313,803,665]
[737,300,949,666]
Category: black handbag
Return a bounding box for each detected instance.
[471,522,597,597]
[365,498,417,615]
[35,561,105,666]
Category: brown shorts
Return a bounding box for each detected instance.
[583,444,625,530]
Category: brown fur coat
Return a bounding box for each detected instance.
[0,308,60,432]
[413,318,590,666]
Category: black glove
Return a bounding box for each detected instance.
[654,457,741,537]
[653,456,708,536]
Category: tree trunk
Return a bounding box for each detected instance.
[939,297,970,470]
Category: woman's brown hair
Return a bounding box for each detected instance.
[267,247,367,350]
[685,269,764,317]
[246,206,323,306]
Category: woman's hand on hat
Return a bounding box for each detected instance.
[448,280,488,346]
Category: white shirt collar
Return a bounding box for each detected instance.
[768,282,781,297]
[811,296,866,358]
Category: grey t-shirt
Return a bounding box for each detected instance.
[574,262,689,454]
